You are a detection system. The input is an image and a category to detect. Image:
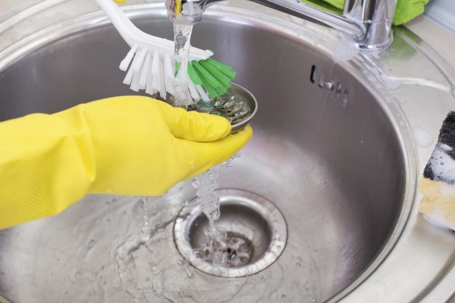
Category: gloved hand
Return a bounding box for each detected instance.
[0,96,253,230]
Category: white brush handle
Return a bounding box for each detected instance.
[95,0,213,61]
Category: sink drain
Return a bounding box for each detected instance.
[173,189,288,277]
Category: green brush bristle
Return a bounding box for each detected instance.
[188,59,236,99]
[199,61,231,90]
[193,62,225,93]
[191,62,218,98]
[192,61,225,97]
[206,59,236,79]
[199,76,218,99]
[187,63,203,85]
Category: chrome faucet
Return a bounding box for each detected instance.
[165,0,396,50]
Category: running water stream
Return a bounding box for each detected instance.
[140,24,234,260]
[170,22,235,265]
[139,155,240,264]
[173,23,194,108]
[191,155,240,265]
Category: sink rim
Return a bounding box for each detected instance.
[2,2,450,302]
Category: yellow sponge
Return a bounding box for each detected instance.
[419,111,455,231]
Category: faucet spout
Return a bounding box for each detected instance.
[165,0,223,25]
[165,0,396,50]
[249,0,365,39]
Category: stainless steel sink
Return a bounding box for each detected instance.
[0,1,454,303]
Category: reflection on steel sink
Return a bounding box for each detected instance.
[0,2,454,303]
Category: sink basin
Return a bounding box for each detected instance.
[1,2,454,303]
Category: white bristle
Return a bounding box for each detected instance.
[145,60,154,96]
[158,56,166,100]
[99,0,217,96]
[139,53,152,90]
[124,48,144,88]
[130,67,141,92]
[119,44,138,71]
[151,50,160,75]
[151,50,161,95]
[123,66,134,85]
[164,53,174,95]
[188,78,201,101]
[132,47,147,74]
[196,85,210,102]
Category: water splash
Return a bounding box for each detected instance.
[140,197,150,241]
[191,154,241,265]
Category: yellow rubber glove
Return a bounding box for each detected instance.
[0,96,253,230]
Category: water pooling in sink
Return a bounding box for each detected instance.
[1,182,318,302]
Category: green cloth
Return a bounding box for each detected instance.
[301,0,430,25]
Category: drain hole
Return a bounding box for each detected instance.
[310,65,316,83]
[189,205,268,266]
[174,189,288,277]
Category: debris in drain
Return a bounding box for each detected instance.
[224,248,237,260]
[195,232,254,267]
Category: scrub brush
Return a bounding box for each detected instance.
[95,0,236,103]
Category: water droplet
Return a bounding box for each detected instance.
[192,179,200,189]
[87,239,96,249]
[412,125,434,148]
[185,268,194,278]
[289,16,304,25]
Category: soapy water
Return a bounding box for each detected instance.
[332,33,357,64]
[191,154,241,266]
[411,125,434,148]
[428,143,455,184]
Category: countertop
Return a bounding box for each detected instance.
[407,15,455,68]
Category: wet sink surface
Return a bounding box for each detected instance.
[0,5,411,303]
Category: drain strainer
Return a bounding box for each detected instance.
[173,189,288,278]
